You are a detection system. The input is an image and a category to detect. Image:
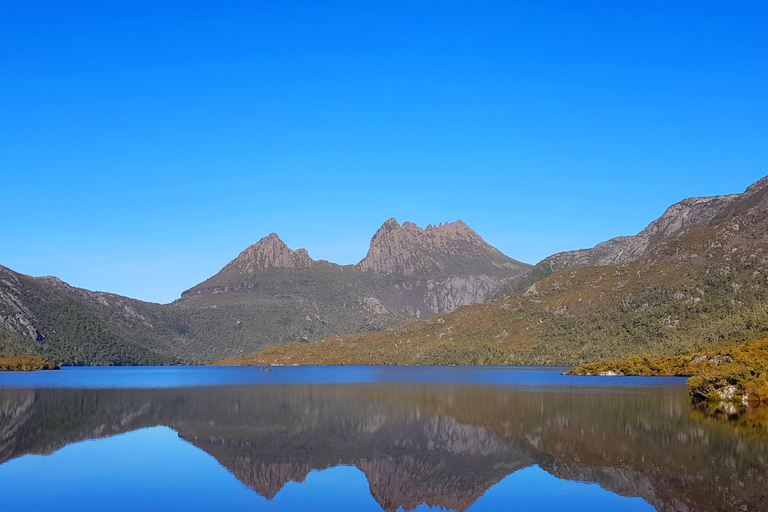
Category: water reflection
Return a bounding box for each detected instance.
[1,382,766,511]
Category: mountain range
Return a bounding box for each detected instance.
[0,219,528,364]
[3,175,768,366]
[231,175,768,366]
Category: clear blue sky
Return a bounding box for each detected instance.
[2,1,766,303]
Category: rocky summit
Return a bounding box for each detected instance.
[0,219,529,365]
[357,219,523,276]
[224,233,322,273]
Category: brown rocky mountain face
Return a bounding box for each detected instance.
[222,233,323,273]
[0,219,529,364]
[172,219,529,360]
[357,219,524,276]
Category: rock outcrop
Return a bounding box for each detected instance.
[220,233,335,274]
[357,219,526,276]
[539,194,740,274]
[0,268,43,341]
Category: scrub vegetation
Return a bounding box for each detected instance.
[0,355,59,371]
[568,339,768,403]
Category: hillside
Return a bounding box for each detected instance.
[0,266,188,365]
[0,219,528,365]
[502,190,743,294]
[224,175,768,366]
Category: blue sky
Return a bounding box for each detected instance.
[2,1,766,303]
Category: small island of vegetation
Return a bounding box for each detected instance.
[567,339,768,404]
[0,355,60,371]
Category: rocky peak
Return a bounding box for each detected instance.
[357,218,523,276]
[222,233,316,274]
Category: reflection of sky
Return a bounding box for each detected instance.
[0,365,687,389]
[0,426,654,512]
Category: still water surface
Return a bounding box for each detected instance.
[0,366,765,511]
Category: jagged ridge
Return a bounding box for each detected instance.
[357,218,527,276]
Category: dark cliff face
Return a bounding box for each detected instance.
[1,384,766,512]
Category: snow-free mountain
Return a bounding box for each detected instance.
[0,219,529,364]
[231,175,768,366]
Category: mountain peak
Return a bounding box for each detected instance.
[744,175,768,195]
[381,218,401,230]
[223,233,316,274]
[357,219,527,276]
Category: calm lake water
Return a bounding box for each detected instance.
[0,366,765,511]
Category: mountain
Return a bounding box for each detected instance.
[357,219,522,276]
[0,219,529,364]
[505,187,749,294]
[183,218,527,297]
[229,174,768,366]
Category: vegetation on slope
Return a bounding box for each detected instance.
[568,339,768,403]
[0,355,59,371]
[0,269,184,366]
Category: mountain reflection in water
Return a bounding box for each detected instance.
[1,380,766,511]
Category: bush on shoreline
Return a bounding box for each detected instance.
[0,355,59,371]
[567,340,768,404]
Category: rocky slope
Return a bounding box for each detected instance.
[0,219,529,364]
[0,265,189,365]
[505,187,747,294]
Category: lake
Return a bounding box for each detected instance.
[0,366,765,511]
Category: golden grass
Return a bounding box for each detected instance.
[569,339,768,403]
[0,355,59,371]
